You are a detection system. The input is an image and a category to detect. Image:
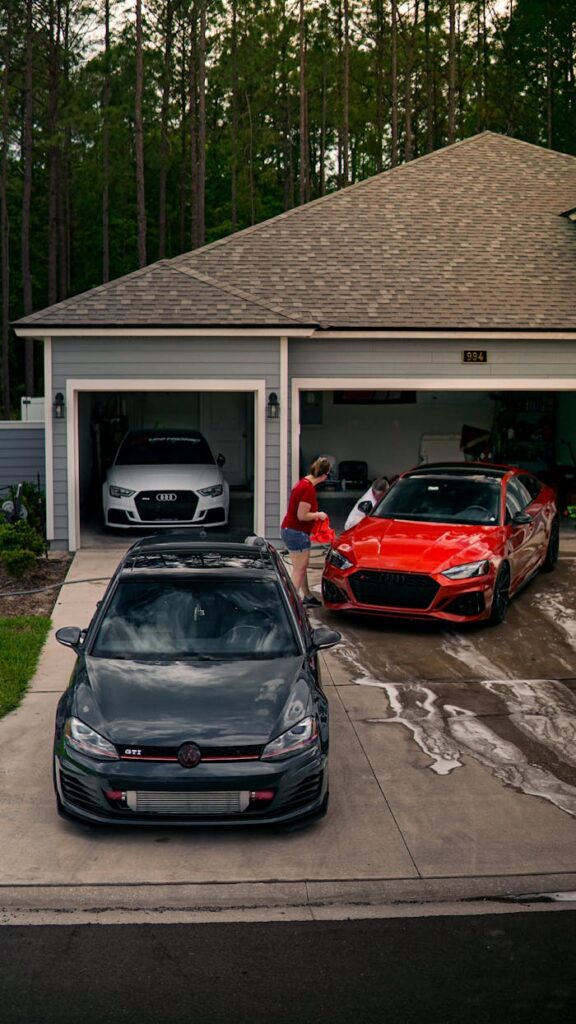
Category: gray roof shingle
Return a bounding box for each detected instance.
[15,132,576,332]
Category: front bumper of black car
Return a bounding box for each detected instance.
[54,745,328,827]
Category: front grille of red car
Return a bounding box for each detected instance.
[349,570,439,609]
[135,491,198,522]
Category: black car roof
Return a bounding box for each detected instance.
[119,531,276,574]
[405,462,509,479]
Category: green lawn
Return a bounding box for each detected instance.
[0,616,52,719]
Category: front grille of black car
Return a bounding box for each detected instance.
[59,770,102,813]
[349,570,439,609]
[119,743,264,762]
[135,491,199,522]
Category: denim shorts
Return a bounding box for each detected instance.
[281,527,311,552]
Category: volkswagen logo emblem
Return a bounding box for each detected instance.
[156,492,177,502]
[177,742,202,768]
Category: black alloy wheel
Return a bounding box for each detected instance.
[542,517,560,573]
[489,562,511,625]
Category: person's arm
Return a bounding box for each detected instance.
[297,501,327,523]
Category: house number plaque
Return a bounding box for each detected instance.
[462,350,488,363]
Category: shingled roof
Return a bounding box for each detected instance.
[15,132,576,332]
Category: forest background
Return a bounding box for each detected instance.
[0,0,574,416]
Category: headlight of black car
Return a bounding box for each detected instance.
[261,716,319,760]
[65,717,119,760]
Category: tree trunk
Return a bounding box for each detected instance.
[342,0,350,185]
[231,0,238,231]
[47,0,61,305]
[375,0,385,172]
[158,0,173,258]
[424,0,434,151]
[102,0,110,281]
[135,0,147,267]
[391,0,398,167]
[196,0,206,246]
[22,0,35,395]
[448,0,456,143]
[299,0,310,204]
[1,2,12,416]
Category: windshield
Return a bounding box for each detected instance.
[372,474,501,526]
[115,433,215,466]
[91,578,300,660]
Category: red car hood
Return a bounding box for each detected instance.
[340,517,504,574]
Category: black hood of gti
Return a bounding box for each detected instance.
[71,655,313,749]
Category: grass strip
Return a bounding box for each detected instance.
[0,616,52,719]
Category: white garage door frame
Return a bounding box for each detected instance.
[65,378,266,551]
[290,376,576,483]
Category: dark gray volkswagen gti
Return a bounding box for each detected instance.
[53,532,340,827]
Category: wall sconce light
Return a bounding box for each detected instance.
[53,392,65,420]
[267,392,280,420]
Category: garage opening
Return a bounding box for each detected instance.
[298,389,576,533]
[78,390,255,545]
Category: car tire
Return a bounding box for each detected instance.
[542,517,560,573]
[489,563,511,625]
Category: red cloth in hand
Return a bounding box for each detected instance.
[310,516,336,545]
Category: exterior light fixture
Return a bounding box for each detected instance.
[267,392,279,419]
[53,392,65,420]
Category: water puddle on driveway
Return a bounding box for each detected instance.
[331,633,576,817]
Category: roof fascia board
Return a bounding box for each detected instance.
[315,330,576,341]
[13,326,316,339]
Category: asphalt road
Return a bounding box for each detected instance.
[2,912,575,1024]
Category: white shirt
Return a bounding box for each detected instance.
[344,486,380,531]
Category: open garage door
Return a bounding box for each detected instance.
[76,388,256,547]
[296,387,576,534]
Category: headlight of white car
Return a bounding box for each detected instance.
[65,717,119,760]
[109,485,136,498]
[327,549,354,571]
[261,716,319,760]
[442,560,490,580]
[198,484,224,497]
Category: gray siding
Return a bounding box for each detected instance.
[289,337,576,379]
[0,424,45,492]
[51,335,281,547]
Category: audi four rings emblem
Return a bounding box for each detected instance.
[156,492,177,502]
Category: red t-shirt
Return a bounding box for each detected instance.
[282,478,318,534]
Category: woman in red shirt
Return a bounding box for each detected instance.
[281,457,330,607]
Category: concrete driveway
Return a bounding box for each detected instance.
[1,540,575,916]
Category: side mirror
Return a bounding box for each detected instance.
[311,626,341,651]
[511,511,533,526]
[216,453,226,467]
[358,500,374,515]
[55,626,83,650]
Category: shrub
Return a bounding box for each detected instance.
[0,521,45,557]
[1,549,37,578]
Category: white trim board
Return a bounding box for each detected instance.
[64,378,267,551]
[290,375,576,483]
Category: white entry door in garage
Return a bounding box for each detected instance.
[200,392,251,487]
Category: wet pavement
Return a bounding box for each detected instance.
[0,542,575,916]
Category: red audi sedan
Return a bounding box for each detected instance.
[322,463,559,625]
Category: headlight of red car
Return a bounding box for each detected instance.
[327,549,354,571]
[441,560,490,580]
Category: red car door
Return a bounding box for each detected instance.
[504,476,539,587]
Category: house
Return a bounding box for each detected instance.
[13,132,576,551]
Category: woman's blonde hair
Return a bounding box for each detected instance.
[309,457,332,478]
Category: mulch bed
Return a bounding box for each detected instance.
[0,555,73,618]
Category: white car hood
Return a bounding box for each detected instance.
[107,464,223,491]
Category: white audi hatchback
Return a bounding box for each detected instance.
[103,429,229,530]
